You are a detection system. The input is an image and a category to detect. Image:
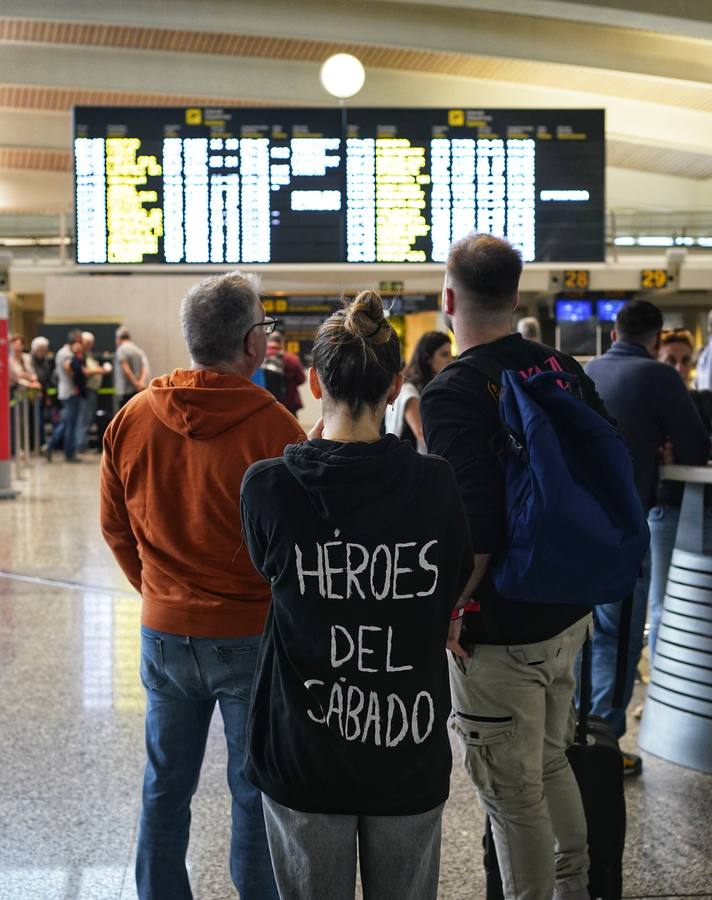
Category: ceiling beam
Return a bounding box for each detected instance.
[4,2,712,86]
[3,43,712,158]
[372,0,712,42]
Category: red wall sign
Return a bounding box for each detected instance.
[0,295,10,461]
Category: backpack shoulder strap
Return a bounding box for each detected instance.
[460,353,504,389]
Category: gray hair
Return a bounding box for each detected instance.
[517,316,542,342]
[116,326,131,340]
[31,336,49,353]
[82,331,95,344]
[180,271,261,366]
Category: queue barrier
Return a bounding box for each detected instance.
[9,389,44,474]
[8,386,118,474]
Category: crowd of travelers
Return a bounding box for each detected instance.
[18,231,704,900]
[7,326,149,461]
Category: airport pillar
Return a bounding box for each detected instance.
[0,293,18,499]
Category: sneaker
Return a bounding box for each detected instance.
[622,751,643,777]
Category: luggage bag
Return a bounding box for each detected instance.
[567,635,626,900]
[484,636,626,900]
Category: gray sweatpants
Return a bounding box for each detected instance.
[449,615,592,900]
[261,794,444,900]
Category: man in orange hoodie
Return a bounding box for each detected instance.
[100,271,305,900]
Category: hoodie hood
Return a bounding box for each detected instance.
[284,434,425,534]
[147,369,276,439]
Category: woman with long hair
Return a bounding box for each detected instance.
[240,292,472,900]
[385,330,452,450]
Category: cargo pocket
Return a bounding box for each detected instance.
[450,711,521,796]
[140,632,167,690]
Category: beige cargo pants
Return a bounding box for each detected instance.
[449,615,591,900]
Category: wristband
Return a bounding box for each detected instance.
[450,606,465,621]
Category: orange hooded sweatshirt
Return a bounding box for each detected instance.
[100,369,306,637]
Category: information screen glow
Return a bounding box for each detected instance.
[555,300,593,322]
[74,107,604,265]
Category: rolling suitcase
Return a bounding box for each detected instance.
[484,635,626,900]
[566,635,626,900]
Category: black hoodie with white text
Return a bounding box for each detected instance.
[240,435,473,816]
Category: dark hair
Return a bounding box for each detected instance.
[447,233,523,314]
[312,291,401,416]
[404,331,451,391]
[615,300,663,344]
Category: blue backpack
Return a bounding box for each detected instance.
[472,362,649,606]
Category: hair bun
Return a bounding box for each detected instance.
[343,291,391,345]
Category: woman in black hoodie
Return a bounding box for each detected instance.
[240,292,473,900]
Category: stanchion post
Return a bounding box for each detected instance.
[33,394,42,455]
[12,397,25,480]
[0,293,18,498]
[21,391,30,468]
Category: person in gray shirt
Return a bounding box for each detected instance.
[45,329,84,463]
[114,327,150,408]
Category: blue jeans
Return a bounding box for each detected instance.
[648,504,712,662]
[136,628,278,900]
[589,548,651,739]
[75,389,97,452]
[48,394,82,459]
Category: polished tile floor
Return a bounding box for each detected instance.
[1,457,711,900]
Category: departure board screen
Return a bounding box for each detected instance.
[74,107,604,264]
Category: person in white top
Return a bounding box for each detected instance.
[385,331,453,451]
[695,309,712,391]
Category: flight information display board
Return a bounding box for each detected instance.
[74,107,604,265]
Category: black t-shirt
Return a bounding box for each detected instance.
[70,353,87,399]
[421,333,608,646]
[240,436,473,816]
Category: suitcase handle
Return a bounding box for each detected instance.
[576,632,592,745]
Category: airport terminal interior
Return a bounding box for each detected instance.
[3,1,712,898]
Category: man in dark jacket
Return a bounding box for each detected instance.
[421,233,607,900]
[585,301,710,774]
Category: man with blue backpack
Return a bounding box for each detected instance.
[585,301,710,776]
[422,234,648,900]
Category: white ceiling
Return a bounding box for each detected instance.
[3,0,712,211]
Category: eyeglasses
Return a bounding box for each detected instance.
[244,317,279,337]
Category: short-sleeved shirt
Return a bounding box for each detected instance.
[114,341,146,396]
[85,353,104,392]
[54,345,74,401]
[71,354,87,399]
[384,381,421,449]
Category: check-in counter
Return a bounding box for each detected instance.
[639,464,712,773]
